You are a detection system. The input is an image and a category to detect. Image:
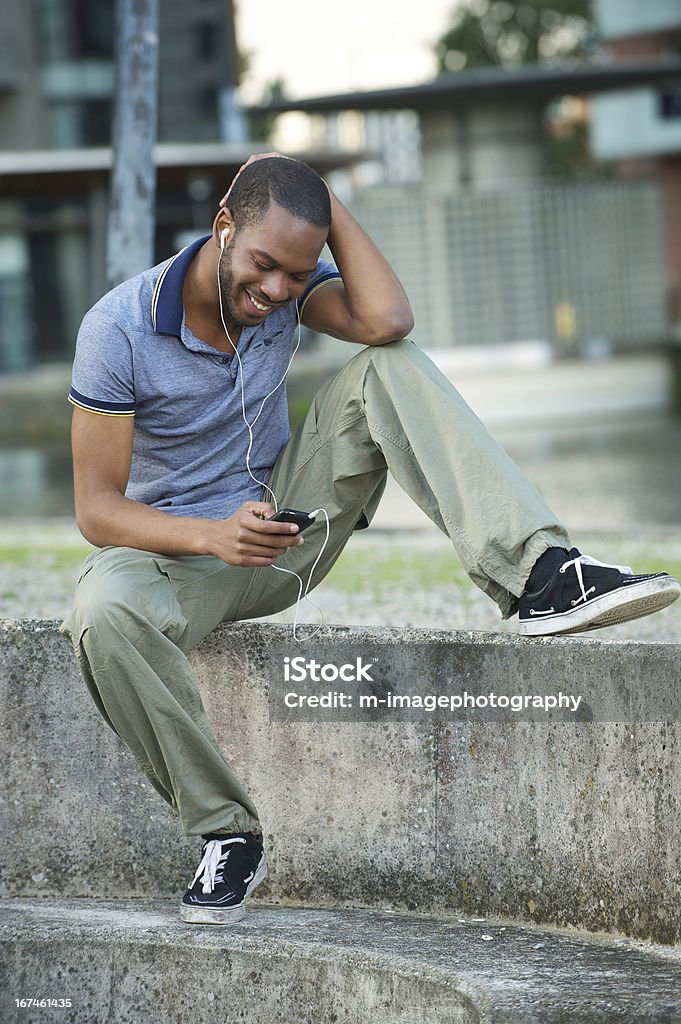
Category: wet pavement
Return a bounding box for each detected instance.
[2,351,679,532]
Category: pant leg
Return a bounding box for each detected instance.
[234,339,571,621]
[60,545,261,838]
[231,367,388,620]
[60,340,569,835]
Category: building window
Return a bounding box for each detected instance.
[195,22,216,61]
[72,0,115,59]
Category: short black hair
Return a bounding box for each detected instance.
[226,157,331,232]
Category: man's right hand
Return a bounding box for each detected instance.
[205,501,304,567]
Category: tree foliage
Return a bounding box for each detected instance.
[247,77,286,143]
[435,0,595,73]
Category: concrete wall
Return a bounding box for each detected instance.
[351,181,668,350]
[2,620,681,944]
[594,0,681,38]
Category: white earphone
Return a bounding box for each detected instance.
[220,227,230,249]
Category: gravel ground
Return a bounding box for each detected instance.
[1,517,680,642]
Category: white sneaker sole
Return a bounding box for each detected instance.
[180,854,268,925]
[519,575,681,637]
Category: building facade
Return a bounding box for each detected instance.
[590,0,681,321]
[0,0,241,371]
[260,62,681,352]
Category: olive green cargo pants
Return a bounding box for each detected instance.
[60,340,570,837]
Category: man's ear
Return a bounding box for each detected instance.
[214,208,235,249]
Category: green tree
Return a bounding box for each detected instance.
[247,77,286,144]
[435,0,594,73]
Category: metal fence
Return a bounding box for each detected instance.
[351,180,669,350]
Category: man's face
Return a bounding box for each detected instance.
[218,202,328,327]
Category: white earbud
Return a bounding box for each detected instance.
[220,227,230,249]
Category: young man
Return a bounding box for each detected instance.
[61,154,680,926]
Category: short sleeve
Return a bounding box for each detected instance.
[296,258,342,317]
[68,309,136,416]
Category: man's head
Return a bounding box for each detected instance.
[223,156,331,234]
[214,157,331,329]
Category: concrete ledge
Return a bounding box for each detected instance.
[2,900,681,1023]
[2,620,681,943]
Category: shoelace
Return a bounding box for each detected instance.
[190,836,247,895]
[559,553,632,608]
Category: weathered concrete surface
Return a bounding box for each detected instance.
[2,900,681,1024]
[2,620,681,943]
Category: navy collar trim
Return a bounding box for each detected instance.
[151,234,211,336]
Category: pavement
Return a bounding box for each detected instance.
[2,899,681,1023]
[2,347,681,639]
[371,349,678,533]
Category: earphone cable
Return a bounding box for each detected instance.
[216,247,329,638]
[217,247,303,510]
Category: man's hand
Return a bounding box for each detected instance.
[206,500,304,567]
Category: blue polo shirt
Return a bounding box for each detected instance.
[69,235,341,519]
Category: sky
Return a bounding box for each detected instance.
[235,0,460,103]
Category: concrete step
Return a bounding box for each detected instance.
[2,899,680,1024]
[2,620,681,943]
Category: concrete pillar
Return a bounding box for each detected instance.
[88,184,109,305]
[420,105,547,192]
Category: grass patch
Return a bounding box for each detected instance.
[323,540,469,596]
[0,545,92,570]
[0,531,679,598]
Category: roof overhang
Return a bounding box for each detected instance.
[252,58,681,115]
[0,142,369,198]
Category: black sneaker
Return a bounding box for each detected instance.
[180,832,267,925]
[518,548,680,636]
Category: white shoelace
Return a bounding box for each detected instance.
[190,836,246,895]
[559,553,632,608]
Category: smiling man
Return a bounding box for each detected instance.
[61,154,680,927]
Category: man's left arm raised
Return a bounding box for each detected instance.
[300,189,414,346]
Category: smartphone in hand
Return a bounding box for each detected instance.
[267,508,316,533]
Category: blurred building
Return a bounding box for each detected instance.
[0,0,240,372]
[259,59,681,355]
[590,0,681,321]
[1,0,241,151]
[0,0,360,374]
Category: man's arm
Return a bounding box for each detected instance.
[71,408,304,565]
[301,190,414,345]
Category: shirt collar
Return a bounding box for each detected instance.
[151,234,211,337]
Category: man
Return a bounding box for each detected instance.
[61,154,680,926]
